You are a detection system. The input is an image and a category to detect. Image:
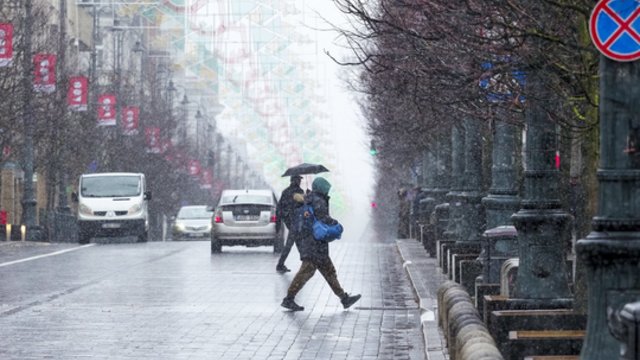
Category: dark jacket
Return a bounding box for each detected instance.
[276,184,304,230]
[295,190,337,263]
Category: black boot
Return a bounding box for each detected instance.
[276,264,291,273]
[281,296,304,311]
[340,293,361,309]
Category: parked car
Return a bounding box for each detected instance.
[210,189,284,253]
[172,205,213,241]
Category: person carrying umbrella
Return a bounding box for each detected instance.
[275,175,305,273]
[281,177,361,311]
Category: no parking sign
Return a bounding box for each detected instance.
[589,0,640,61]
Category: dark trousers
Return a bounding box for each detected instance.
[287,258,345,299]
[277,228,296,267]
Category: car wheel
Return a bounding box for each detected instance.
[78,230,91,245]
[137,231,148,243]
[211,235,221,253]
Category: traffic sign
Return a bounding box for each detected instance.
[589,0,640,62]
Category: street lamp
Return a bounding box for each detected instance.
[20,0,39,239]
[180,94,189,145]
[132,40,145,102]
[195,110,203,154]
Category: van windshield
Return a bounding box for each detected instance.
[81,176,141,197]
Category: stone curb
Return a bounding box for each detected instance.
[396,238,450,360]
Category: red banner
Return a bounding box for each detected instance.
[145,127,161,153]
[67,76,88,111]
[97,94,116,126]
[188,159,201,176]
[160,138,172,154]
[200,169,213,189]
[121,106,139,135]
[0,23,13,67]
[33,54,56,93]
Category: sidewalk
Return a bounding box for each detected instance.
[396,238,450,360]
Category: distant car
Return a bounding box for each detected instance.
[172,205,213,241]
[210,189,284,253]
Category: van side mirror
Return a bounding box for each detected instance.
[144,191,152,200]
[71,192,78,202]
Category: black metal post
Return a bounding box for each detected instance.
[511,72,572,304]
[20,0,37,233]
[577,57,640,359]
[57,0,69,214]
[479,110,521,283]
[482,112,521,229]
[433,125,452,253]
[418,145,437,251]
[459,117,485,243]
[444,122,465,243]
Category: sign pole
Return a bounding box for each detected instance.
[578,0,640,357]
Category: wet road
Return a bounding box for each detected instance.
[0,219,424,359]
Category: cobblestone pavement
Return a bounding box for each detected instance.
[0,221,425,360]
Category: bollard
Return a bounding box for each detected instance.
[438,280,503,360]
[438,281,467,327]
[609,301,640,360]
[460,341,504,360]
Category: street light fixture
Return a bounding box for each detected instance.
[180,94,189,145]
[167,80,177,93]
[195,110,203,154]
[132,40,145,102]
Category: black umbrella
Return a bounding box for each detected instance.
[281,163,329,177]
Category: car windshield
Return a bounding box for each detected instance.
[177,207,213,219]
[221,194,272,205]
[81,175,141,197]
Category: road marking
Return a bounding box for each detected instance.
[0,244,95,268]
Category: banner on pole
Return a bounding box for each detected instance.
[97,94,117,126]
[121,106,140,135]
[67,76,88,111]
[0,23,13,67]
[200,169,213,189]
[33,53,56,93]
[145,127,161,153]
[188,159,201,176]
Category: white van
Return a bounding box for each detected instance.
[73,172,151,244]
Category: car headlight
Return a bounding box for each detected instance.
[174,222,186,231]
[79,204,93,216]
[128,204,142,215]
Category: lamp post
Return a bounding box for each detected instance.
[180,94,189,145]
[132,40,144,104]
[195,109,203,154]
[57,0,70,213]
[166,80,177,120]
[20,0,38,237]
[576,56,640,360]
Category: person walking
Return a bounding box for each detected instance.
[281,177,361,311]
[275,175,305,273]
[397,187,410,238]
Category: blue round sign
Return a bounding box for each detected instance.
[590,0,640,61]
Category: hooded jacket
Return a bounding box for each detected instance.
[294,177,337,263]
[276,179,304,230]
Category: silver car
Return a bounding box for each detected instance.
[210,189,284,253]
[172,205,213,241]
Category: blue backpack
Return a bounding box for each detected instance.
[291,203,343,242]
[292,203,314,233]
